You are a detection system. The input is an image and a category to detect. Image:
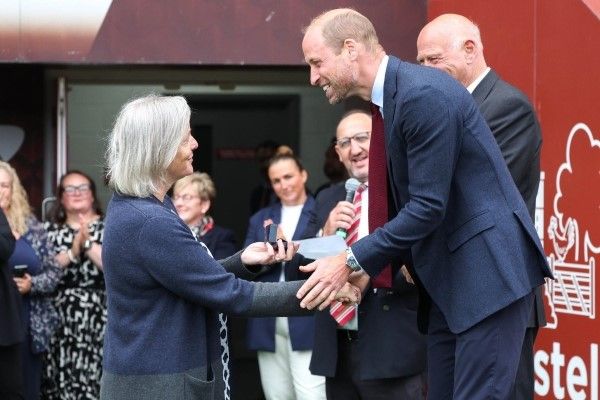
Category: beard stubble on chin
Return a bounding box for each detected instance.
[327,62,358,104]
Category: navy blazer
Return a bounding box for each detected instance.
[473,69,546,328]
[303,183,426,379]
[0,209,23,345]
[244,196,316,351]
[352,57,552,334]
[200,225,238,261]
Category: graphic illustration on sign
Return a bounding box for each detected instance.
[543,122,600,329]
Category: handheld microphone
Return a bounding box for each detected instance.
[336,178,361,239]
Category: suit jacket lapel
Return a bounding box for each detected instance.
[334,185,346,202]
[293,196,315,240]
[383,56,400,141]
[269,203,282,224]
[472,69,499,106]
[382,56,402,214]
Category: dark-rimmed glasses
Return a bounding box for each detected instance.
[335,131,370,150]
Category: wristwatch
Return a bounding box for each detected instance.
[345,247,362,272]
[83,239,93,252]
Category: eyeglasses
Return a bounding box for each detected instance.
[63,184,91,195]
[173,194,201,202]
[335,131,371,150]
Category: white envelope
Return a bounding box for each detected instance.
[296,234,347,259]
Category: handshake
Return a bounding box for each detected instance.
[332,276,365,307]
[297,250,370,311]
[240,223,364,308]
[265,223,363,306]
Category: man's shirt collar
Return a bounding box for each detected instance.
[371,55,389,111]
[467,67,491,93]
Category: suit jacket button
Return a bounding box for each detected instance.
[383,304,390,311]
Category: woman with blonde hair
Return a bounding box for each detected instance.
[173,172,237,259]
[0,161,63,400]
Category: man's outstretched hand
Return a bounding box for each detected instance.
[297,251,351,310]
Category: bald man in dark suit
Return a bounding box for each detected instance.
[417,14,545,399]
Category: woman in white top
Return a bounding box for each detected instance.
[244,153,324,400]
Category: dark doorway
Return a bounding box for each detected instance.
[191,124,213,175]
[186,94,299,244]
[185,94,300,400]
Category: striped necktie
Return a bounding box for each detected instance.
[329,184,366,326]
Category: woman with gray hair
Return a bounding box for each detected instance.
[100,94,359,400]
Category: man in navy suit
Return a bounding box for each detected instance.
[304,110,426,399]
[298,8,552,399]
[417,14,546,399]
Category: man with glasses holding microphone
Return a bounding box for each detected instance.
[302,110,426,400]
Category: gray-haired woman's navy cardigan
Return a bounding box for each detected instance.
[100,193,309,400]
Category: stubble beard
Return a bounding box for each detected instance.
[327,63,358,105]
[352,168,368,183]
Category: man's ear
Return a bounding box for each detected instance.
[343,39,358,60]
[335,145,343,161]
[463,39,477,64]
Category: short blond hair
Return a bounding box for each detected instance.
[0,161,32,235]
[173,172,216,202]
[307,8,380,54]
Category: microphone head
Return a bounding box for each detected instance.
[345,178,361,193]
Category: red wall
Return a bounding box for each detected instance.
[428,1,600,398]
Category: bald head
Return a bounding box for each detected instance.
[416,13,487,87]
[420,14,483,47]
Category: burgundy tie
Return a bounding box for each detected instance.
[369,102,392,288]
[329,185,366,326]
